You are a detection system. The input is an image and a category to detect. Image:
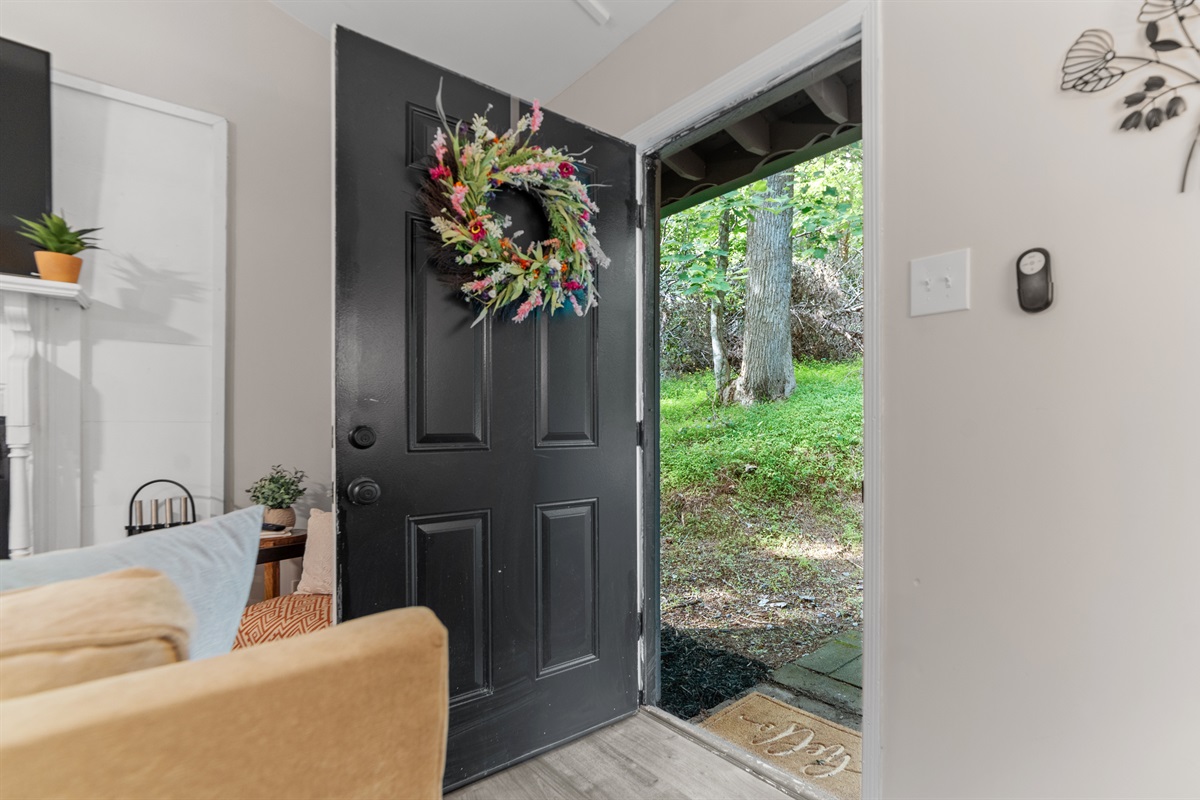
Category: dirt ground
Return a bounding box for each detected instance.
[660,495,864,669]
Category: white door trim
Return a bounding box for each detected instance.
[859,4,883,797]
[627,2,883,796]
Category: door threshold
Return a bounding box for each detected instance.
[640,706,845,800]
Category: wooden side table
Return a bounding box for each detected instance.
[257,529,307,600]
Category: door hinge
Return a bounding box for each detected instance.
[636,419,645,449]
[637,199,646,230]
[637,607,645,638]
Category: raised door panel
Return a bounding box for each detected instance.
[407,510,491,704]
[534,311,598,448]
[407,213,491,451]
[535,499,598,676]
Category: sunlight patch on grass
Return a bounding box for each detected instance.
[764,537,843,562]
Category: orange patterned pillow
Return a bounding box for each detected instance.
[233,593,331,649]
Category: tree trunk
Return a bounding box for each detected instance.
[733,169,795,405]
[710,208,732,401]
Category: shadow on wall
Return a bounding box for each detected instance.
[291,483,332,523]
[233,483,332,523]
[85,254,209,345]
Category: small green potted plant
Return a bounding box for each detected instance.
[246,465,307,529]
[14,212,102,283]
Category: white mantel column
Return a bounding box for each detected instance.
[2,290,36,558]
[0,274,89,558]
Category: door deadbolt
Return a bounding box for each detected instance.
[349,426,377,449]
[346,477,382,505]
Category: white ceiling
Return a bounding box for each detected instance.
[270,0,675,101]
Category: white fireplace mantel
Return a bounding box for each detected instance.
[1,274,90,558]
[0,274,92,309]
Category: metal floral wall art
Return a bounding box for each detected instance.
[1062,0,1200,192]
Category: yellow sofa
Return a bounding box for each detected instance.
[0,607,449,800]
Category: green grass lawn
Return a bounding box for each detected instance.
[659,358,865,666]
[661,358,863,511]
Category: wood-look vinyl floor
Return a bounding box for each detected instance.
[445,711,796,800]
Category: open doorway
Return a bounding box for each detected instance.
[642,43,867,797]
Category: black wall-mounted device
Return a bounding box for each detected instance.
[1016,247,1053,313]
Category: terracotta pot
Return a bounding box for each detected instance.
[34,251,83,283]
[263,507,296,528]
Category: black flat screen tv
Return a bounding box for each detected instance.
[0,37,52,276]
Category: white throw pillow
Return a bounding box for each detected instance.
[294,508,333,596]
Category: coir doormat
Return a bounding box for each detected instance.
[699,692,862,799]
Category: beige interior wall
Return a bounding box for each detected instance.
[555,1,1200,796]
[877,2,1198,796]
[1,1,333,524]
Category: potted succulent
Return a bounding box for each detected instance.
[246,465,307,529]
[14,212,102,283]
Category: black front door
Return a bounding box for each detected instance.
[334,29,640,789]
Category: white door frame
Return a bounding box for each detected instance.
[626,2,883,796]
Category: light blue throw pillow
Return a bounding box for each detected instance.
[0,505,264,659]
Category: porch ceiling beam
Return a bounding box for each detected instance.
[806,76,849,124]
[662,148,707,181]
[767,121,843,151]
[724,113,771,156]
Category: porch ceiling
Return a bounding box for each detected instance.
[659,44,863,215]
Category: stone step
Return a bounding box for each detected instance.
[829,654,863,688]
[770,663,863,714]
[791,638,860,676]
[752,683,862,732]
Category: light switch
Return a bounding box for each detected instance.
[910,248,970,317]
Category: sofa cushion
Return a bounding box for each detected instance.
[294,508,333,595]
[0,567,194,700]
[0,506,263,659]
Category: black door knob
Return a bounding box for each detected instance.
[346,477,382,505]
[349,426,377,449]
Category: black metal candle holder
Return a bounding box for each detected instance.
[126,479,197,535]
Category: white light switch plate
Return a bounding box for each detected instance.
[910,248,970,317]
